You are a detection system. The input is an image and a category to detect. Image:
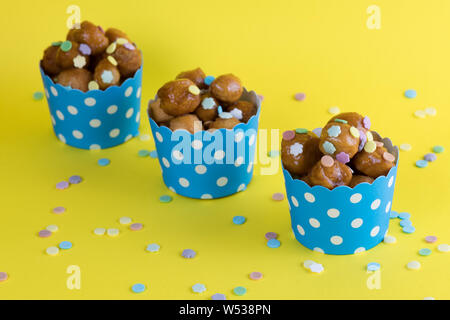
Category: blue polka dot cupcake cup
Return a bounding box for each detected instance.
[39,64,143,150]
[283,135,399,255]
[148,89,261,199]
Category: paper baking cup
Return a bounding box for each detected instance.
[39,64,143,150]
[283,135,399,255]
[148,89,261,199]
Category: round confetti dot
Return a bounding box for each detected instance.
[149,150,158,158]
[321,155,334,167]
[38,230,52,238]
[107,228,119,237]
[437,244,449,252]
[88,81,99,90]
[303,260,315,269]
[249,272,263,280]
[400,143,412,151]
[400,219,412,227]
[282,130,295,141]
[93,228,106,235]
[131,283,146,293]
[415,160,428,168]
[418,248,432,256]
[188,85,200,95]
[98,158,110,166]
[192,283,206,293]
[233,216,246,225]
[267,239,281,248]
[367,262,380,271]
[349,126,360,138]
[182,249,196,259]
[328,106,340,115]
[414,110,426,119]
[46,246,59,256]
[364,141,377,153]
[46,225,58,232]
[0,272,8,282]
[159,195,172,203]
[406,261,421,270]
[59,241,72,250]
[119,217,132,225]
[56,181,69,190]
[138,149,150,157]
[272,193,284,201]
[389,211,399,219]
[68,175,82,184]
[211,293,226,300]
[425,107,437,116]
[424,153,437,162]
[425,236,437,243]
[233,286,247,296]
[130,223,143,231]
[432,145,444,154]
[309,263,324,273]
[404,89,417,98]
[383,235,397,244]
[52,206,66,214]
[60,41,72,52]
[33,91,44,100]
[294,92,306,101]
[398,212,410,220]
[146,244,160,253]
[265,232,278,240]
[402,226,416,234]
[322,141,336,154]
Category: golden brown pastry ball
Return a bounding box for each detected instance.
[209,117,241,130]
[55,68,92,92]
[319,121,360,159]
[195,93,219,121]
[352,142,395,178]
[93,58,121,90]
[210,74,243,103]
[226,100,257,123]
[157,79,201,116]
[105,28,131,43]
[42,45,62,75]
[281,131,322,176]
[308,155,353,189]
[56,42,89,70]
[349,175,374,188]
[176,68,207,89]
[67,21,109,55]
[148,98,174,124]
[328,112,370,132]
[169,114,203,134]
[111,44,142,78]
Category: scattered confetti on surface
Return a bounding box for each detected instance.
[424,107,437,116]
[159,195,172,203]
[46,246,59,256]
[424,153,437,162]
[211,293,226,300]
[68,175,82,184]
[265,232,278,240]
[0,272,8,282]
[367,262,381,271]
[149,150,158,158]
[119,217,132,225]
[249,272,263,280]
[303,260,315,269]
[59,241,72,250]
[309,262,324,274]
[294,92,306,101]
[131,283,146,293]
[107,228,119,237]
[98,158,111,166]
[400,143,412,151]
[267,239,281,248]
[389,211,399,219]
[232,216,246,225]
[383,235,397,244]
[415,160,428,168]
[404,89,417,98]
[182,249,196,259]
[398,212,411,220]
[328,106,340,115]
[432,145,444,154]
[406,261,421,270]
[418,248,432,256]
[129,223,143,231]
[33,91,44,100]
[56,181,69,190]
[402,226,416,234]
[425,236,437,243]
[93,228,106,236]
[38,230,52,238]
[233,286,247,296]
[272,193,284,201]
[46,225,58,232]
[399,219,412,227]
[52,206,66,214]
[146,244,160,253]
[437,244,449,253]
[138,149,150,157]
[192,284,206,293]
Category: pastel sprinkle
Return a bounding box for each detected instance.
[233,286,247,296]
[78,43,91,55]
[0,272,8,282]
[59,241,72,250]
[432,145,444,153]
[249,272,263,280]
[321,155,334,167]
[68,175,82,184]
[425,107,437,116]
[398,212,411,220]
[414,110,426,119]
[267,239,281,248]
[98,158,110,166]
[309,263,324,273]
[364,141,376,153]
[33,91,44,100]
[233,216,246,225]
[383,235,397,244]
[107,55,118,66]
[363,116,371,129]
[415,160,428,168]
[322,141,336,154]
[107,228,119,237]
[327,125,341,138]
[312,127,322,137]
[425,236,437,243]
[282,130,295,141]
[52,206,66,214]
[211,293,226,300]
[295,128,308,134]
[188,85,200,95]
[366,131,374,142]
[73,55,87,68]
[336,152,350,164]
[46,246,59,256]
[303,260,315,269]
[46,225,58,232]
[101,70,114,84]
[265,232,278,240]
[404,89,417,98]
[119,217,132,225]
[93,228,105,235]
[106,42,117,54]
[367,262,380,271]
[389,211,399,219]
[38,230,52,238]
[328,106,340,114]
[383,152,395,162]
[294,92,306,101]
[51,41,62,47]
[159,195,172,203]
[406,261,421,270]
[418,248,432,256]
[130,223,143,231]
[116,38,128,45]
[219,112,233,119]
[138,149,150,157]
[350,126,360,138]
[60,41,72,52]
[400,143,412,151]
[123,43,135,51]
[402,226,416,234]
[204,76,215,85]
[424,153,437,162]
[272,193,284,201]
[182,249,196,258]
[201,97,216,109]
[437,244,449,252]
[192,284,206,293]
[146,244,160,253]
[88,81,99,90]
[56,181,69,190]
[131,283,146,293]
[399,219,412,227]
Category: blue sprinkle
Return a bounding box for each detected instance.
[322,141,336,154]
[204,75,215,86]
[415,160,428,168]
[233,216,246,225]
[146,244,160,252]
[159,195,172,203]
[404,89,417,99]
[33,91,44,100]
[367,262,380,271]
[192,283,206,293]
[131,283,146,293]
[389,211,399,219]
[327,125,341,138]
[217,106,223,114]
[201,97,216,109]
[149,150,158,158]
[398,212,411,220]
[400,219,412,227]
[98,158,110,166]
[267,239,281,248]
[233,286,247,296]
[59,241,72,250]
[402,225,416,234]
[138,149,150,157]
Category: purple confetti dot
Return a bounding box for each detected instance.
[211,293,226,300]
[336,152,350,164]
[123,43,135,51]
[425,235,437,243]
[358,130,367,151]
[68,175,82,184]
[182,249,196,259]
[363,116,371,130]
[38,230,52,238]
[424,153,437,162]
[52,206,66,214]
[56,181,69,190]
[78,43,91,56]
[265,232,278,240]
[282,130,295,141]
[294,92,306,101]
[0,272,8,282]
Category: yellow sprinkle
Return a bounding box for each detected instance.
[364,140,376,153]
[366,131,373,142]
[188,85,200,95]
[350,126,360,138]
[93,228,105,235]
[400,143,412,151]
[46,225,58,232]
[46,246,59,256]
[414,110,426,118]
[425,107,437,116]
[116,38,128,45]
[106,42,117,54]
[107,228,119,237]
[88,81,99,91]
[107,55,118,66]
[328,106,340,115]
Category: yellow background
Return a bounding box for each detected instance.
[0,0,449,299]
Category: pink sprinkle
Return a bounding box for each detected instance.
[123,43,135,51]
[265,232,278,240]
[249,272,263,280]
[425,236,437,243]
[363,116,371,129]
[321,155,334,167]
[272,193,284,201]
[38,230,52,238]
[52,206,66,214]
[294,93,306,101]
[130,223,143,231]
[56,181,69,190]
[282,130,295,141]
[336,152,350,164]
[0,272,8,282]
[383,152,395,162]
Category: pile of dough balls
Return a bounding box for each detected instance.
[148,68,258,133]
[281,112,396,189]
[41,21,142,92]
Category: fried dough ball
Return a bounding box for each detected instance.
[55,68,92,92]
[226,100,257,123]
[209,117,240,130]
[56,42,89,69]
[148,98,174,124]
[308,155,353,189]
[105,27,131,43]
[210,74,243,103]
[93,58,121,90]
[41,45,62,75]
[67,21,109,55]
[157,79,201,116]
[352,142,395,178]
[319,121,360,159]
[176,68,207,89]
[169,114,203,134]
[349,175,375,188]
[111,44,142,78]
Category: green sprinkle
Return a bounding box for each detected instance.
[52,41,62,47]
[233,286,247,296]
[418,248,432,256]
[159,195,172,203]
[138,149,150,157]
[33,91,44,100]
[295,128,308,134]
[432,145,444,153]
[334,119,348,124]
[60,41,72,52]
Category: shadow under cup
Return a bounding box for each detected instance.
[148,89,261,199]
[283,135,399,255]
